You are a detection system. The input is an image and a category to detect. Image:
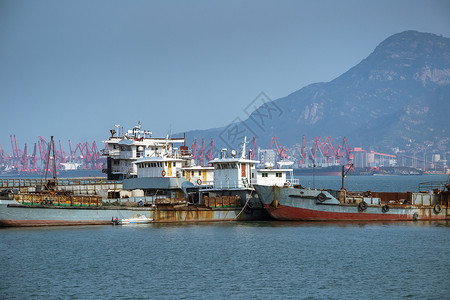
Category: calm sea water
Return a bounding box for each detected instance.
[297,174,449,192]
[1,175,449,299]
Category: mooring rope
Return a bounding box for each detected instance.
[236,189,254,218]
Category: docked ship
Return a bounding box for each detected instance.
[102,121,185,180]
[255,167,450,221]
[0,124,293,226]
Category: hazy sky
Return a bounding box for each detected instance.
[1,0,449,152]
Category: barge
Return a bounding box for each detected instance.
[255,167,450,221]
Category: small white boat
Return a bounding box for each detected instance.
[112,214,153,225]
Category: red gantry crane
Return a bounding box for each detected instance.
[198,139,205,166]
[191,139,198,162]
[250,137,256,160]
[207,138,215,163]
[270,136,288,160]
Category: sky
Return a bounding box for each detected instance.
[0,0,449,153]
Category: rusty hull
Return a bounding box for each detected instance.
[0,198,268,227]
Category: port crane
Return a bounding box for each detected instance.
[191,139,198,162]
[0,136,105,174]
[198,139,205,166]
[250,137,257,160]
[270,136,288,160]
[207,138,215,163]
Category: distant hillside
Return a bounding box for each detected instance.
[185,31,450,154]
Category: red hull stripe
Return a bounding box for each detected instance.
[264,205,447,221]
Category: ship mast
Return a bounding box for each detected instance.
[44,136,57,187]
[241,136,247,159]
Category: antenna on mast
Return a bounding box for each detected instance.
[241,136,247,159]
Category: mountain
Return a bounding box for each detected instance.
[185,31,450,154]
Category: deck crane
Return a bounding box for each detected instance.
[270,136,288,160]
[43,136,57,183]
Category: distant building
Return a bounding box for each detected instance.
[352,147,397,168]
[258,148,276,167]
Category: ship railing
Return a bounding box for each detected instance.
[111,166,134,174]
[102,149,120,156]
[14,193,103,207]
[0,178,123,196]
[418,181,448,192]
[287,178,300,185]
[191,180,214,187]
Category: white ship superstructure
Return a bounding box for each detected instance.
[102,122,185,180]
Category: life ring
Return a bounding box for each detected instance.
[412,212,419,220]
[317,192,326,202]
[381,205,389,213]
[358,201,368,211]
[286,181,291,186]
[434,204,442,214]
[197,179,202,185]
[161,170,166,177]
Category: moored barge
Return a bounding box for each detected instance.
[255,170,450,221]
